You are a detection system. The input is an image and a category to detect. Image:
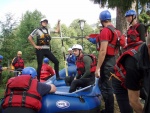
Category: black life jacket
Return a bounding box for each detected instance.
[114,42,144,88]
[37,28,51,46]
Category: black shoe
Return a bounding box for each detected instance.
[56,77,63,80]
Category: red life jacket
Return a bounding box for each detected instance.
[2,75,42,111]
[127,23,140,45]
[13,57,24,69]
[40,64,54,79]
[76,54,97,76]
[114,42,143,88]
[96,25,125,55]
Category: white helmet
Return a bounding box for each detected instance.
[72,44,83,50]
[40,18,48,23]
[68,48,72,51]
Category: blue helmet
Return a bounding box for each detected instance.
[125,10,136,17]
[22,67,37,78]
[0,55,3,60]
[43,58,49,63]
[99,10,111,21]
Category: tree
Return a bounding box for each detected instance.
[69,19,96,54]
[0,13,18,66]
[90,0,149,33]
[16,10,45,61]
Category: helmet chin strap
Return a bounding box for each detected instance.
[129,15,136,25]
[100,21,105,27]
[77,50,81,57]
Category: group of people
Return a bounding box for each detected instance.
[1,8,150,113]
[83,9,149,113]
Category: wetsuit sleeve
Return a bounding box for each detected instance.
[81,56,93,78]
[30,29,39,38]
[136,24,146,42]
[88,38,96,44]
[12,57,18,66]
[37,82,51,96]
[124,56,142,90]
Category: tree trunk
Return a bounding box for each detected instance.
[116,7,127,34]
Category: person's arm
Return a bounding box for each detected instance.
[28,29,42,50]
[137,24,146,42]
[95,41,108,78]
[88,38,96,44]
[74,73,79,80]
[81,56,92,78]
[70,54,76,64]
[124,56,143,113]
[28,35,37,48]
[12,57,17,65]
[37,82,56,96]
[49,84,56,93]
[85,36,96,44]
[54,20,60,33]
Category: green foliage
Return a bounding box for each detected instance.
[139,11,150,32]
[91,0,149,13]
[16,10,45,61]
[1,70,14,87]
[0,13,18,66]
[139,12,150,24]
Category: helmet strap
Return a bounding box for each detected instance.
[77,50,81,57]
[129,15,136,25]
[100,21,105,27]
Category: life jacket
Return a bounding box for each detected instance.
[12,57,24,69]
[96,25,125,55]
[37,28,51,46]
[76,54,97,76]
[114,42,144,88]
[40,64,54,80]
[2,75,42,111]
[127,23,141,45]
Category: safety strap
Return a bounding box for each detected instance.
[5,92,41,101]
[22,91,26,107]
[8,91,13,107]
[107,25,119,45]
[125,41,143,51]
[38,27,49,34]
[115,65,125,79]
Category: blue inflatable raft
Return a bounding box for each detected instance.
[39,78,101,113]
